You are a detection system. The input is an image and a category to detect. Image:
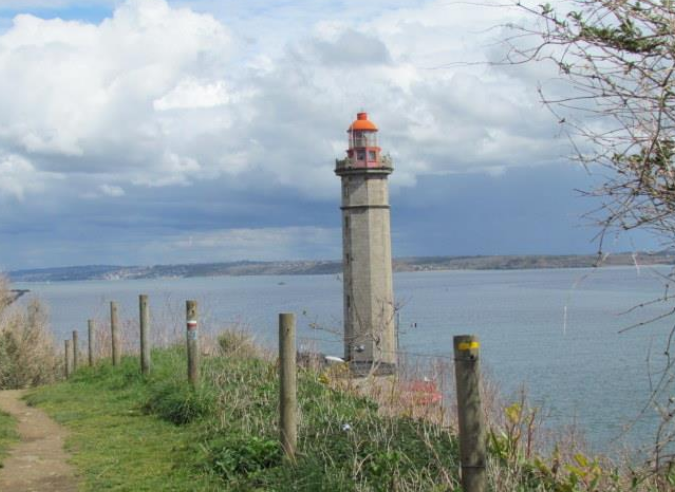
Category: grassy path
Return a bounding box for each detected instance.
[24,363,221,491]
[0,389,78,492]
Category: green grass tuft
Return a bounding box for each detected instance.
[143,379,217,425]
[0,409,18,468]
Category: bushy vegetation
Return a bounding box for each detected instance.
[217,328,261,359]
[21,327,675,491]
[0,277,59,389]
[198,353,460,491]
[26,341,461,491]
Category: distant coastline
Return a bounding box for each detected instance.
[6,252,674,282]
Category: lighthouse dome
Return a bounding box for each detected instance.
[348,112,378,132]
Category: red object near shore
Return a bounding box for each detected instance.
[402,380,443,405]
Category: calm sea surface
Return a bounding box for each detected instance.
[15,266,675,454]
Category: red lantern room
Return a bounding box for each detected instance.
[347,112,381,168]
[335,112,392,173]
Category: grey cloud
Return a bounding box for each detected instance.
[0,0,634,270]
[311,30,392,66]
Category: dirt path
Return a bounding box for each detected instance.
[0,390,78,492]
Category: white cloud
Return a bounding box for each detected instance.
[153,78,230,110]
[99,184,125,196]
[0,154,60,200]
[0,0,233,178]
[0,0,566,202]
[130,151,201,187]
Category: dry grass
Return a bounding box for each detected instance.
[217,327,261,359]
[0,276,60,389]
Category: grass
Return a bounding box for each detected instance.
[25,346,461,491]
[23,335,673,491]
[25,353,220,491]
[0,410,18,468]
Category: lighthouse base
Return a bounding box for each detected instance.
[348,360,397,378]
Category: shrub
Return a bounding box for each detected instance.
[206,433,282,479]
[143,378,217,425]
[217,328,260,359]
[0,277,59,389]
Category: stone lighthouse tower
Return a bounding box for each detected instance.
[335,112,396,375]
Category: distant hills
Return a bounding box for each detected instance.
[7,252,675,282]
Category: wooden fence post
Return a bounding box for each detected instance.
[140,294,151,375]
[110,301,120,366]
[72,330,79,371]
[65,340,73,379]
[453,335,486,492]
[88,319,95,366]
[279,313,297,461]
[186,300,199,387]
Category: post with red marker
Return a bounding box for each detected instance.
[186,300,199,387]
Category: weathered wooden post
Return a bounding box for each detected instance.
[279,313,297,461]
[186,300,199,387]
[64,340,73,379]
[110,301,121,366]
[87,319,95,366]
[453,335,486,492]
[72,330,79,371]
[139,294,151,375]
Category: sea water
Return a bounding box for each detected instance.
[15,266,675,454]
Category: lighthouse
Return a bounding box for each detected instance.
[335,112,396,375]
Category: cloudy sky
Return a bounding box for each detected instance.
[0,0,655,270]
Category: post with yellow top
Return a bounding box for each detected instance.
[453,335,486,492]
[279,313,297,461]
[186,301,199,387]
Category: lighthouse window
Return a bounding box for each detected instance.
[368,150,376,161]
[357,150,366,161]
